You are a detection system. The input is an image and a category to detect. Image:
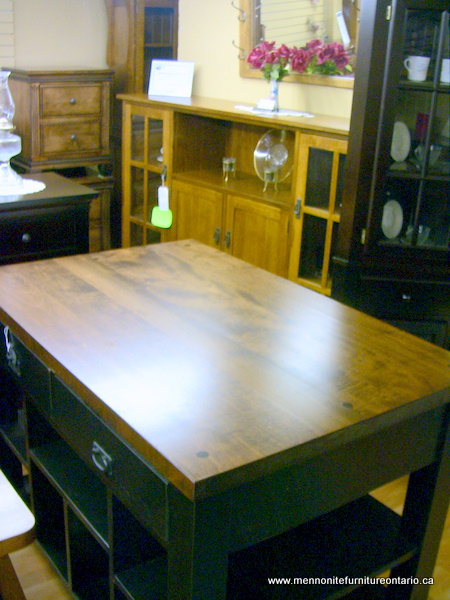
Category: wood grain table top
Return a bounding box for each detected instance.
[0,240,448,499]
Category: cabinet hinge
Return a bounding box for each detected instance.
[386,5,392,20]
[293,199,301,219]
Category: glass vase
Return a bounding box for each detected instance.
[269,79,280,112]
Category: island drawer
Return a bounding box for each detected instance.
[51,374,168,542]
[2,328,51,413]
[41,84,102,117]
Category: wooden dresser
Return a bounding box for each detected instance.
[8,68,114,252]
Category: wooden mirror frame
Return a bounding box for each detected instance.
[238,0,357,89]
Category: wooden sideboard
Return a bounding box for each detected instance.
[119,95,349,296]
[0,240,448,599]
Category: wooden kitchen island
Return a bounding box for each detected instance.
[0,240,449,600]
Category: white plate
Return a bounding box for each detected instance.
[253,130,295,182]
[390,122,411,162]
[382,199,403,239]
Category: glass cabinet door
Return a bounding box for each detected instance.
[368,6,449,254]
[122,103,173,247]
[289,134,347,296]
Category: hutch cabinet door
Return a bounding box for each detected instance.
[362,4,450,263]
[172,180,224,248]
[121,102,174,246]
[225,194,290,277]
[288,134,347,296]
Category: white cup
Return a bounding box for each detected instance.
[440,58,450,84]
[404,56,430,82]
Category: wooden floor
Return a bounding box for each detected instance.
[9,477,450,600]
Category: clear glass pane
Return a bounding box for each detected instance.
[298,214,326,280]
[403,10,442,82]
[304,148,332,209]
[146,227,162,245]
[378,179,420,247]
[147,171,161,222]
[147,118,164,166]
[390,90,434,172]
[130,167,144,220]
[335,153,346,215]
[130,222,144,247]
[418,181,449,249]
[131,114,145,162]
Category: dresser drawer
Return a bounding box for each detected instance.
[51,375,168,542]
[41,84,102,117]
[41,120,101,156]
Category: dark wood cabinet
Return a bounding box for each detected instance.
[333,0,450,348]
[0,173,96,265]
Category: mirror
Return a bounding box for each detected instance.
[239,0,359,88]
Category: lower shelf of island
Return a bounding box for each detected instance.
[27,401,417,600]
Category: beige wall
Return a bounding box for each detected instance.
[178,0,352,118]
[12,0,108,69]
[10,0,352,119]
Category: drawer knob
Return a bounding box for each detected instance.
[92,441,113,475]
[70,134,77,141]
[21,232,31,243]
[70,97,76,105]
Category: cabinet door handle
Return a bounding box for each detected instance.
[213,227,221,245]
[21,233,31,243]
[224,230,231,248]
[293,198,301,219]
[70,97,76,105]
[92,441,113,475]
[70,134,77,141]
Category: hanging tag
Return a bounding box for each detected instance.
[151,168,173,229]
[158,184,170,211]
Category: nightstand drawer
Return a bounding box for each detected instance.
[0,204,88,264]
[41,120,101,155]
[51,375,168,542]
[41,84,102,117]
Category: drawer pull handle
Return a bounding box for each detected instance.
[22,233,31,243]
[92,441,113,475]
[70,134,77,141]
[70,98,76,105]
[3,326,20,376]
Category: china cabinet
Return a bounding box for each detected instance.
[120,94,349,291]
[333,0,450,348]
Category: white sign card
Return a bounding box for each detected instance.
[148,60,195,97]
